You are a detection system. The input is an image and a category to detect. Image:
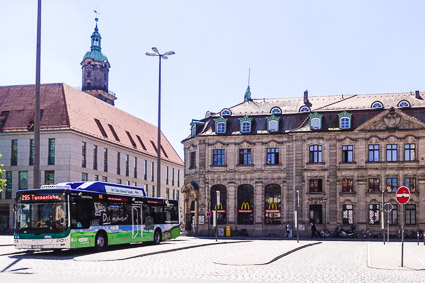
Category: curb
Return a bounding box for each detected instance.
[214,241,322,266]
[74,240,250,262]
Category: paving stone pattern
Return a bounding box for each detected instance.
[0,236,424,282]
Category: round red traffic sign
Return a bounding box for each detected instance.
[396,186,410,205]
[206,211,211,218]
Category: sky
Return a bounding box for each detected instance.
[1,1,425,159]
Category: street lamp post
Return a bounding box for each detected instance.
[146,47,175,199]
[33,0,42,189]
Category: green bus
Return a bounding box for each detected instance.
[14,181,180,250]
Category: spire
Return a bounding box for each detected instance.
[244,68,252,101]
[90,17,102,52]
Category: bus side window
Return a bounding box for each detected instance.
[70,200,93,229]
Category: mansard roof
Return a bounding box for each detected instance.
[0,83,182,166]
[182,91,425,141]
[224,92,425,116]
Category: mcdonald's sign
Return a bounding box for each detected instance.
[214,203,226,213]
[238,202,253,213]
[265,202,280,213]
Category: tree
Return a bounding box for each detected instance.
[0,153,6,192]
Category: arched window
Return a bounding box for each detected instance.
[210,185,227,225]
[371,101,383,109]
[237,184,254,225]
[398,100,410,108]
[265,184,281,225]
[299,106,310,113]
[221,109,232,116]
[270,107,282,114]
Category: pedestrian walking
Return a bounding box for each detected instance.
[311,223,317,239]
[285,223,290,238]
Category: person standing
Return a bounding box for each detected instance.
[311,223,317,239]
[285,223,290,238]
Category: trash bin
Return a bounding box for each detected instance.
[226,225,231,237]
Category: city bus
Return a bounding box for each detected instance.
[14,181,180,250]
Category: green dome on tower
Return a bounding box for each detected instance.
[82,17,109,63]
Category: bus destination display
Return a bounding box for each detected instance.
[20,193,64,202]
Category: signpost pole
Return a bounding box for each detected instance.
[382,191,385,245]
[395,186,410,268]
[401,205,404,267]
[387,210,390,243]
[216,191,220,242]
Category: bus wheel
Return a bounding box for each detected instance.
[153,229,162,245]
[95,232,108,251]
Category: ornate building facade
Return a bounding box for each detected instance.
[182,89,425,237]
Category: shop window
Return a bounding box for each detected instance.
[368,204,380,225]
[211,185,227,225]
[342,204,353,225]
[264,184,281,225]
[237,184,254,225]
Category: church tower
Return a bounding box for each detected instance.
[81,17,116,105]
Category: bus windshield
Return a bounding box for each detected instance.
[16,202,67,234]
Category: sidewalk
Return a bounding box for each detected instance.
[368,241,425,270]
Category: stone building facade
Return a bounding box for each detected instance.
[182,90,425,237]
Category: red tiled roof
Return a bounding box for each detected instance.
[0,83,183,165]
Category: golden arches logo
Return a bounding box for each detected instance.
[268,202,278,210]
[214,203,223,210]
[241,202,250,210]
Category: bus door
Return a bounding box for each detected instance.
[131,205,142,240]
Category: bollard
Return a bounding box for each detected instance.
[418,232,420,245]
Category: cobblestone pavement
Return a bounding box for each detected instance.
[0,236,425,283]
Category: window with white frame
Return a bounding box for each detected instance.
[371,101,383,109]
[241,121,251,133]
[398,100,410,108]
[338,111,352,129]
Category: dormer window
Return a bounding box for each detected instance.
[309,113,322,130]
[214,116,228,134]
[267,115,279,132]
[338,111,352,130]
[300,106,311,113]
[221,109,232,116]
[239,115,252,133]
[191,125,196,137]
[398,100,410,108]
[270,107,282,114]
[371,101,383,109]
[190,119,205,137]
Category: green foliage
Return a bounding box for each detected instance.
[0,153,5,192]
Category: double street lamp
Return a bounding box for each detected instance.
[146,47,175,197]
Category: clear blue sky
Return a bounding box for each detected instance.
[1,1,425,158]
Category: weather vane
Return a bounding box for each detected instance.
[94,9,100,21]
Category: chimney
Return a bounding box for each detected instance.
[415,90,421,99]
[304,90,309,104]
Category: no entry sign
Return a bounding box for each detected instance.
[396,186,410,205]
